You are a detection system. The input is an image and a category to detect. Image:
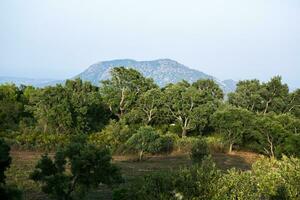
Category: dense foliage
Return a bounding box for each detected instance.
[1,67,300,199]
[0,139,22,200]
[30,136,123,200]
[113,156,300,200]
[0,68,299,157]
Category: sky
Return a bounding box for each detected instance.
[0,0,300,88]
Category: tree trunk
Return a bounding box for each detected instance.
[181,128,187,138]
[229,143,233,153]
[139,150,144,161]
[263,99,272,114]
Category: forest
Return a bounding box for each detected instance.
[1,67,300,200]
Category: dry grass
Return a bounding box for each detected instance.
[6,150,260,200]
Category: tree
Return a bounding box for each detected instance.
[212,105,255,153]
[254,114,288,158]
[27,84,73,134]
[126,126,160,161]
[0,138,22,200]
[65,79,110,133]
[192,79,224,100]
[137,88,163,124]
[27,79,110,134]
[0,84,24,132]
[30,136,122,200]
[285,89,300,118]
[228,79,263,112]
[260,76,289,114]
[163,81,218,137]
[100,67,157,119]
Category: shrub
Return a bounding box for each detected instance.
[190,138,210,163]
[113,156,220,200]
[15,132,71,150]
[30,135,123,200]
[88,119,131,153]
[205,134,228,153]
[153,133,178,154]
[213,156,300,200]
[175,137,199,152]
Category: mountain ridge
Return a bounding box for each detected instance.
[0,59,237,93]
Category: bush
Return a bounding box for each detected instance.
[153,133,178,154]
[88,119,131,153]
[175,137,199,152]
[213,156,300,200]
[190,138,210,163]
[30,135,123,200]
[15,132,71,150]
[205,134,228,153]
[113,156,220,200]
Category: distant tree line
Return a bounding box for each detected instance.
[0,67,300,158]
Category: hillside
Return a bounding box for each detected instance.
[1,59,237,92]
[75,59,235,92]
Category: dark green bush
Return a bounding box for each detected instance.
[190,138,210,163]
[30,135,123,200]
[153,133,178,154]
[113,156,220,200]
[15,132,71,150]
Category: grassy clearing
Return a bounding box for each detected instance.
[6,150,259,200]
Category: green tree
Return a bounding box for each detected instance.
[0,138,22,200]
[27,79,109,134]
[228,79,263,112]
[260,76,289,114]
[0,84,24,132]
[126,126,160,161]
[65,79,110,133]
[192,79,224,100]
[137,88,163,124]
[30,136,122,200]
[255,114,294,158]
[285,89,300,118]
[212,105,255,153]
[100,67,157,119]
[164,81,217,137]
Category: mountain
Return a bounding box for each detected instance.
[1,59,237,93]
[75,59,235,92]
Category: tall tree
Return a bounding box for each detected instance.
[212,105,255,153]
[164,80,219,137]
[0,84,24,132]
[100,67,157,119]
[228,79,263,112]
[137,88,163,124]
[285,89,300,118]
[192,79,224,100]
[260,76,289,114]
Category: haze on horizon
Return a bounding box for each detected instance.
[0,0,299,88]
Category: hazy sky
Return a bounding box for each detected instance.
[1,0,300,87]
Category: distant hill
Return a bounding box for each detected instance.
[1,59,237,93]
[75,59,236,92]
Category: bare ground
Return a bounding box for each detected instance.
[6,150,260,200]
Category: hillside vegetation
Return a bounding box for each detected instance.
[1,67,300,199]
